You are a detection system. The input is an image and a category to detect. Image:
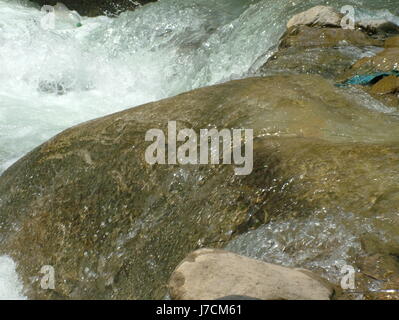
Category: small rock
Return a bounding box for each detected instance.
[370,75,399,95]
[357,20,399,35]
[168,249,334,300]
[287,6,343,29]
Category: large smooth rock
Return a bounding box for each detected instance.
[29,0,157,16]
[259,46,374,80]
[335,35,399,109]
[169,249,334,300]
[1,75,399,299]
[286,6,343,29]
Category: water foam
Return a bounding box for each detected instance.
[0,256,26,300]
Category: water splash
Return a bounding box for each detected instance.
[0,256,26,300]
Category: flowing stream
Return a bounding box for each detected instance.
[0,0,398,299]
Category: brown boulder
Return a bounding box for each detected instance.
[370,75,399,95]
[260,24,383,80]
[260,46,368,80]
[385,36,399,48]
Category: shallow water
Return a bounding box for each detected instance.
[0,0,398,299]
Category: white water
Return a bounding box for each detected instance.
[0,0,398,299]
[0,256,26,299]
[0,0,284,173]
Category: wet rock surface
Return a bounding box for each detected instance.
[1,75,399,299]
[342,37,399,108]
[259,25,383,80]
[348,47,399,74]
[260,46,374,80]
[279,26,383,49]
[259,9,399,108]
[370,75,399,95]
[385,36,399,48]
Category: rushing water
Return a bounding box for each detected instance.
[0,0,398,299]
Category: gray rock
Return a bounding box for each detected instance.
[286,6,343,29]
[29,0,157,17]
[169,249,334,300]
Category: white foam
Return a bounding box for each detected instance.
[0,256,26,300]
